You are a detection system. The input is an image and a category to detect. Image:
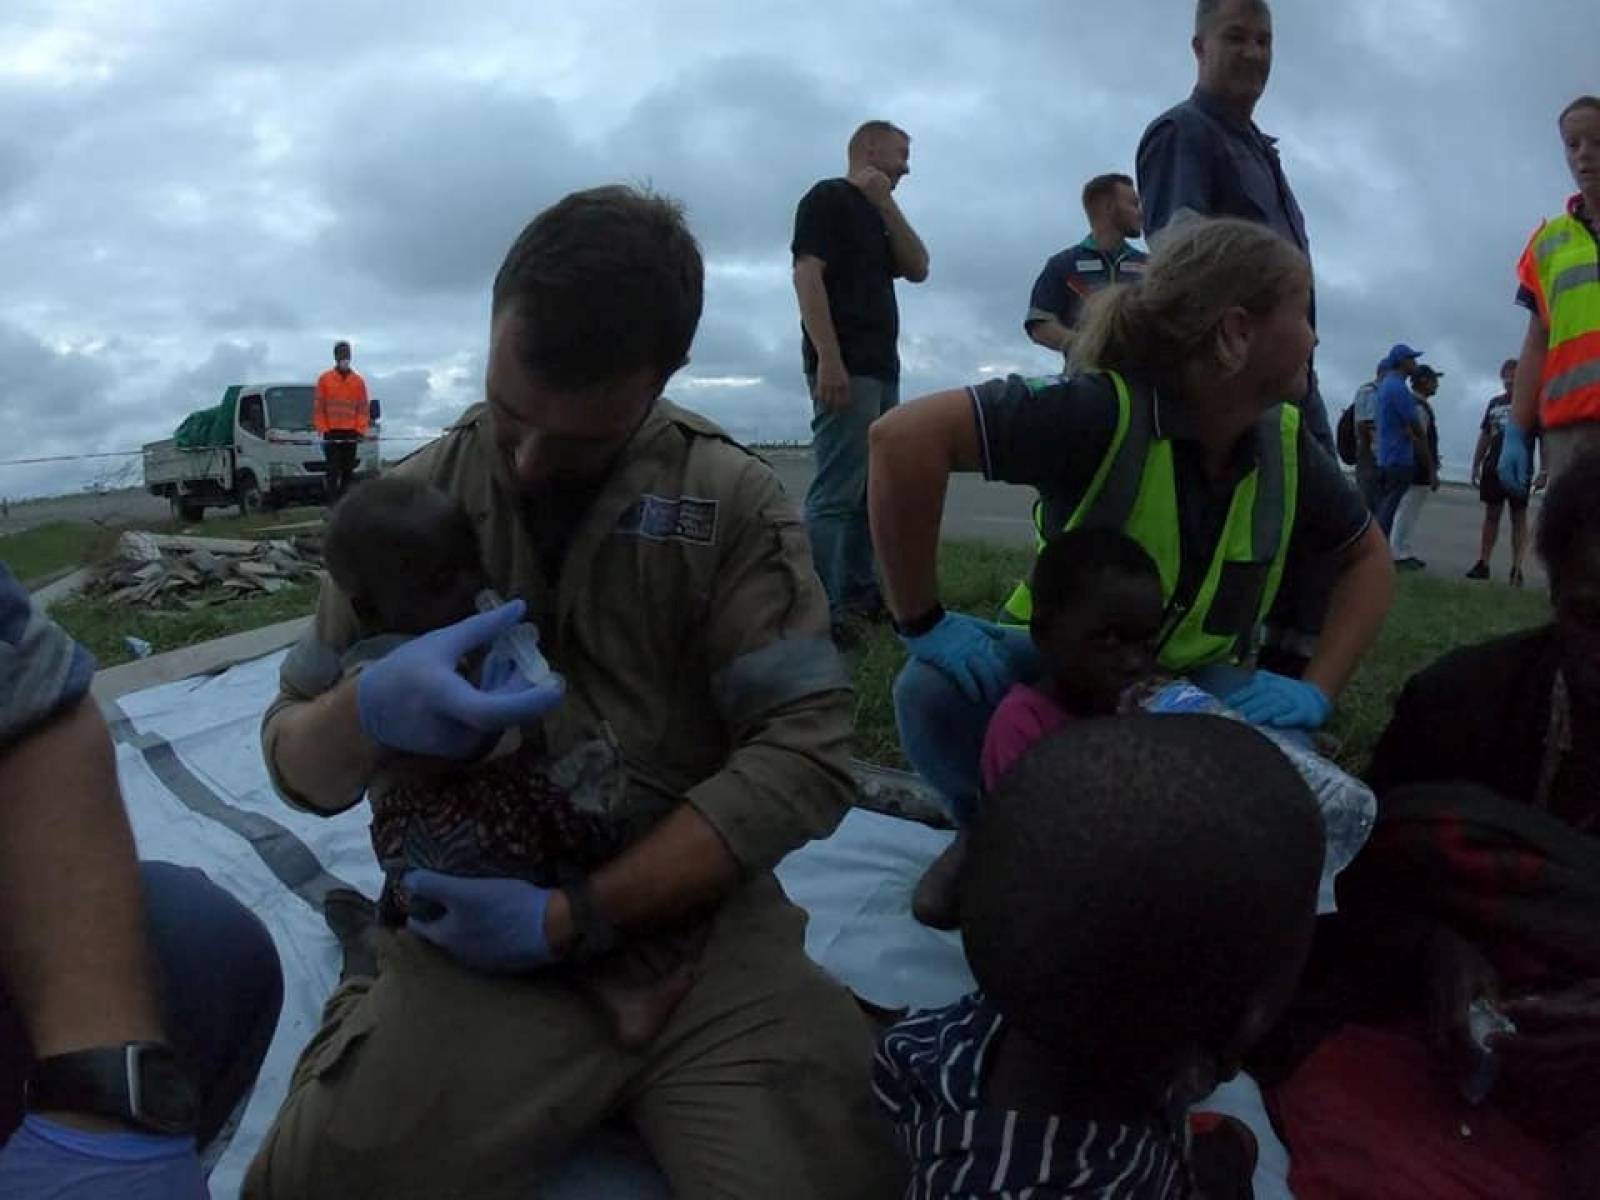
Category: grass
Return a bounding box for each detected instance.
[1,506,326,590]
[52,581,321,668]
[151,505,326,539]
[17,513,1553,767]
[6,504,329,667]
[844,540,1550,771]
[0,522,120,586]
[1323,573,1547,767]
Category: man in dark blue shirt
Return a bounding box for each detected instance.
[1136,0,1338,677]
[1136,0,1328,452]
[1024,174,1148,367]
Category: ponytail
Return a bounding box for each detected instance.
[1069,217,1308,378]
[1070,284,1152,376]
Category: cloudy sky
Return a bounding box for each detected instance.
[2,0,1597,498]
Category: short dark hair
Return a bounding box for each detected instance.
[334,340,351,357]
[1537,450,1600,593]
[1081,173,1135,217]
[848,120,909,159]
[1195,0,1271,37]
[962,715,1322,1101]
[323,475,482,630]
[1559,95,1600,125]
[1029,527,1161,637]
[491,185,704,391]
[1501,358,1519,374]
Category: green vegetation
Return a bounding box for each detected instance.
[52,582,321,668]
[155,506,325,539]
[6,505,329,666]
[15,516,1553,768]
[0,522,119,586]
[844,540,1550,770]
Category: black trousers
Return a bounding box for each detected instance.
[322,436,360,502]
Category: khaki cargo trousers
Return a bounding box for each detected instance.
[242,879,904,1199]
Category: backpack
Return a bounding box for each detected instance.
[1335,404,1358,466]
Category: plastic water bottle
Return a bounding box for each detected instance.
[1139,680,1377,880]
[1462,997,1517,1105]
[475,589,554,686]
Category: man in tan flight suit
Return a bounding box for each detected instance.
[243,186,903,1199]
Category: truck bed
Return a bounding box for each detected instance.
[143,438,231,489]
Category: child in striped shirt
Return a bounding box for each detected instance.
[875,715,1324,1198]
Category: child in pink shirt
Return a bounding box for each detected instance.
[980,527,1164,792]
[915,528,1165,931]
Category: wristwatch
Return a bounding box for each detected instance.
[26,1042,198,1135]
[561,876,619,962]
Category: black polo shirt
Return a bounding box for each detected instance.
[791,178,899,382]
[970,372,1369,601]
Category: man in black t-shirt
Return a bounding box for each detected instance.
[791,120,930,637]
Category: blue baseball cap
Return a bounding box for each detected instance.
[1383,343,1424,369]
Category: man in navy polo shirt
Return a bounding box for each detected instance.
[1374,343,1429,537]
[1023,174,1147,368]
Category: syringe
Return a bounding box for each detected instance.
[476,589,554,686]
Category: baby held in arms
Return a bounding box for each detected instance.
[316,475,700,1047]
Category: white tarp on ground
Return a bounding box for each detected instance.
[105,651,1293,1199]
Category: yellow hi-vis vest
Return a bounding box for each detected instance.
[1517,206,1600,429]
[1000,371,1299,672]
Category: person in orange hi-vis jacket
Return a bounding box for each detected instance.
[313,339,370,503]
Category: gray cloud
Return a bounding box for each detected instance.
[0,321,117,430]
[1,0,1598,496]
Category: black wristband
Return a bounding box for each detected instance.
[892,604,945,639]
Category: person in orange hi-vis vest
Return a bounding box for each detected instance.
[1500,96,1600,494]
[314,339,370,503]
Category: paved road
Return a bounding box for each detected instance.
[0,488,171,534]
[2,461,1546,590]
[766,450,1547,588]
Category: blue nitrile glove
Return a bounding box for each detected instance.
[403,869,556,973]
[900,612,1011,705]
[356,599,564,758]
[1225,671,1332,730]
[1497,422,1533,495]
[0,1116,205,1199]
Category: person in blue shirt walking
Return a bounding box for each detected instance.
[1373,343,1429,537]
[1024,174,1148,368]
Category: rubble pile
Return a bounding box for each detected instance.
[84,531,324,610]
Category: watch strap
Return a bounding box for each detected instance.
[893,604,945,639]
[27,1043,195,1135]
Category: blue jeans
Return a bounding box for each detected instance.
[0,862,284,1149]
[1374,463,1416,537]
[893,620,1271,827]
[804,375,899,618]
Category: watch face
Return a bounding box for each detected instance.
[133,1049,198,1132]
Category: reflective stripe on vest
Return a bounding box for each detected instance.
[1000,371,1299,672]
[1529,213,1600,429]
